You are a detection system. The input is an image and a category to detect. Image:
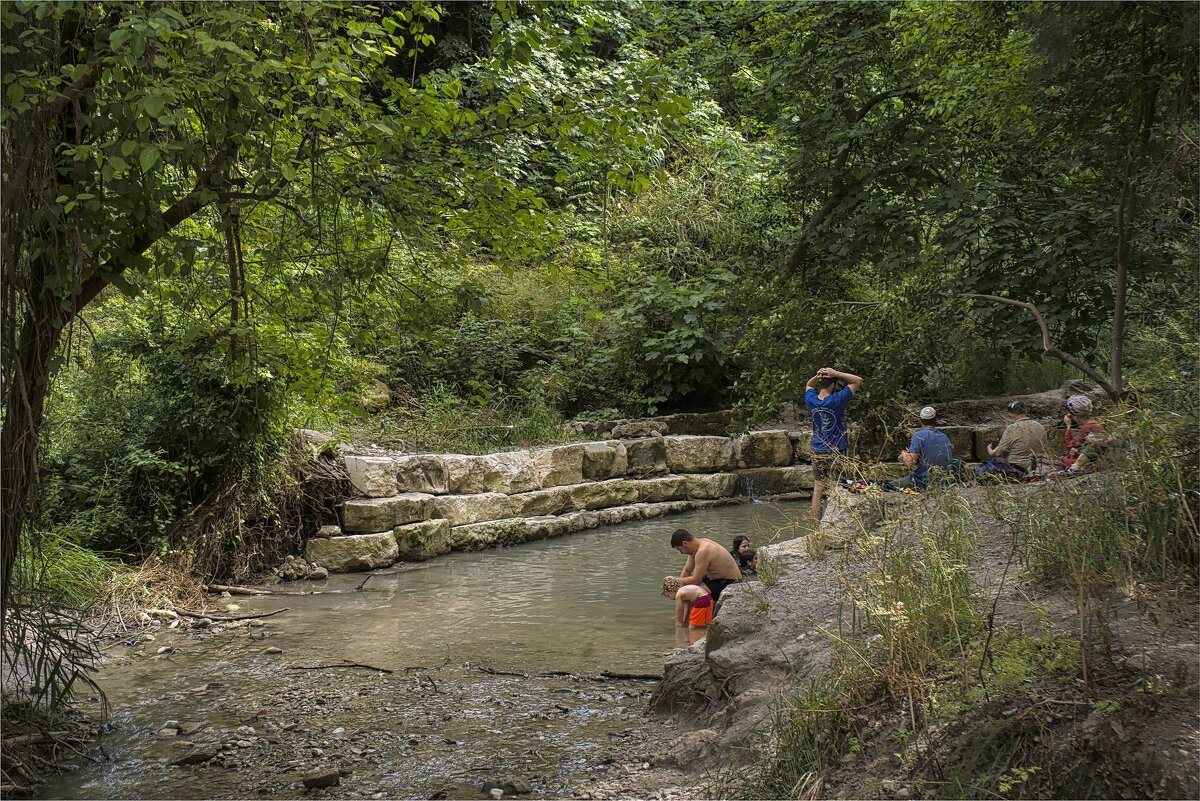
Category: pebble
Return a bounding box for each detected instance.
[263,646,284,655]
[236,740,253,748]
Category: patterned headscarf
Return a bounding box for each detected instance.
[1066,395,1093,415]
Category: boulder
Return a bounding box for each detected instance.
[432,492,517,527]
[445,452,539,495]
[532,444,586,488]
[359,379,392,412]
[664,435,736,474]
[449,519,530,551]
[306,532,398,572]
[611,420,668,439]
[581,441,628,481]
[510,486,573,518]
[342,493,433,533]
[735,430,793,468]
[624,437,668,477]
[393,519,451,561]
[394,454,450,495]
[684,473,738,500]
[735,466,815,497]
[633,476,688,503]
[569,479,639,511]
[343,456,397,498]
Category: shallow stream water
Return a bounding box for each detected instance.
[39,501,810,800]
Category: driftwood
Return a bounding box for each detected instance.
[1,732,62,748]
[175,607,290,622]
[475,666,660,682]
[287,659,394,674]
[204,574,373,597]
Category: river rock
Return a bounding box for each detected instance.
[581,442,628,481]
[664,436,736,474]
[490,776,533,795]
[342,493,433,533]
[306,531,398,572]
[302,769,341,789]
[393,519,451,561]
[533,444,587,488]
[444,452,540,495]
[171,748,218,766]
[314,525,341,539]
[735,465,815,497]
[432,492,517,527]
[633,476,688,504]
[449,519,530,550]
[735,430,793,468]
[684,473,738,500]
[624,437,668,477]
[304,565,329,580]
[344,455,398,497]
[510,486,573,518]
[394,454,450,495]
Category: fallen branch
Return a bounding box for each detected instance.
[475,666,660,682]
[287,659,394,674]
[204,583,370,597]
[1,732,62,747]
[175,607,290,622]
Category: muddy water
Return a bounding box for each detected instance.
[39,501,810,800]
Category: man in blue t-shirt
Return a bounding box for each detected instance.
[804,366,863,522]
[892,405,956,490]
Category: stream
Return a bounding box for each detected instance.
[38,500,811,800]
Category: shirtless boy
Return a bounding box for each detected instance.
[666,528,742,605]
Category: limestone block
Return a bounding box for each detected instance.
[431,492,516,527]
[788,430,813,462]
[581,441,628,481]
[735,466,815,497]
[343,456,398,498]
[342,493,433,533]
[735,430,794,469]
[445,452,539,495]
[611,420,667,439]
[511,486,573,518]
[625,437,668,477]
[533,444,586,488]
[684,473,739,500]
[448,519,530,551]
[558,510,601,533]
[596,505,646,526]
[305,531,398,573]
[935,426,974,462]
[633,476,688,504]
[664,436,736,474]
[392,519,451,561]
[971,425,1006,462]
[569,479,639,511]
[393,454,449,495]
[525,515,569,541]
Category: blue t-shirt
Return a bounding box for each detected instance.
[907,427,954,489]
[805,386,854,453]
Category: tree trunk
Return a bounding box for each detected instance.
[1,298,64,622]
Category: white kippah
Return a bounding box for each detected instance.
[919,406,937,420]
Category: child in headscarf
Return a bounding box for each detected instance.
[1060,394,1111,473]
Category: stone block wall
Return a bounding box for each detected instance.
[309,430,814,573]
[311,404,1046,572]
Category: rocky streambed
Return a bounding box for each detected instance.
[36,502,810,800]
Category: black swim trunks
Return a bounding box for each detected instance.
[705,577,737,605]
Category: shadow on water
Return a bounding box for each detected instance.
[37,501,810,800]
